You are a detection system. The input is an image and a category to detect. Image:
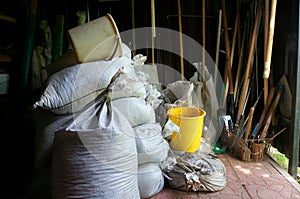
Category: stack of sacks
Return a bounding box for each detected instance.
[32,44,134,197]
[111,54,169,198]
[32,44,169,198]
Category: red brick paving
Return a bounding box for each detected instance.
[151,153,300,199]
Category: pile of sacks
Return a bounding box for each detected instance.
[33,43,169,198]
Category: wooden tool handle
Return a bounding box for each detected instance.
[202,0,206,103]
[258,86,283,140]
[244,107,255,142]
[263,0,277,79]
[177,0,184,80]
[251,86,275,138]
[151,0,156,64]
[234,13,247,100]
[263,0,277,105]
[214,10,222,87]
[236,2,261,124]
[258,87,275,126]
[259,113,272,141]
[264,0,269,59]
[221,0,233,94]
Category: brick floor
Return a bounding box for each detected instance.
[151,153,300,199]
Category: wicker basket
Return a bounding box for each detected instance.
[220,129,271,162]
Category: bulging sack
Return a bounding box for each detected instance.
[160,151,227,192]
[134,123,169,165]
[112,97,156,127]
[34,45,132,115]
[53,93,140,199]
[138,163,165,199]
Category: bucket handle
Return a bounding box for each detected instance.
[105,35,121,61]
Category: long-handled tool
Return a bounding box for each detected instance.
[242,89,264,128]
[236,1,261,126]
[151,0,156,64]
[214,10,222,90]
[202,0,206,103]
[177,0,184,80]
[224,4,239,104]
[264,0,269,60]
[263,0,277,105]
[244,107,255,143]
[257,85,283,141]
[234,13,248,101]
[250,86,275,139]
[221,0,235,121]
[242,89,263,141]
[131,0,136,56]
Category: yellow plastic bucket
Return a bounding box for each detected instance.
[167,107,206,152]
[68,13,123,63]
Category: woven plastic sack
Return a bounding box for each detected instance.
[138,163,165,199]
[52,93,139,199]
[109,69,147,100]
[134,123,169,165]
[33,52,132,114]
[160,151,227,192]
[112,97,156,127]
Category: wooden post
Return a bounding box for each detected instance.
[288,0,300,179]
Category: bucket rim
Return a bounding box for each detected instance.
[167,106,206,119]
[105,13,123,54]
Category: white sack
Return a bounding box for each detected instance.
[160,151,227,192]
[190,63,220,147]
[112,97,156,127]
[53,95,139,199]
[144,83,162,110]
[110,69,147,100]
[134,123,169,165]
[138,163,165,199]
[32,109,73,197]
[163,81,194,107]
[34,55,132,114]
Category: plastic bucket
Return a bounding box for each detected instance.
[68,13,123,63]
[0,73,9,94]
[167,107,206,152]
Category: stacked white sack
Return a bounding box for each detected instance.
[112,54,169,199]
